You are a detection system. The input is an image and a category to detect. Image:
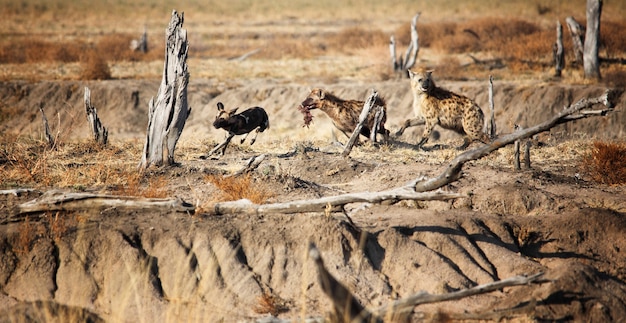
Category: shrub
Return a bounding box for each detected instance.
[206,174,274,204]
[79,50,111,80]
[583,141,626,185]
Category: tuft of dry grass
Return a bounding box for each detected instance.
[205,174,274,204]
[582,141,626,185]
[80,50,111,80]
[253,292,287,316]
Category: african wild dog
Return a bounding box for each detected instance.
[298,88,390,143]
[211,102,269,156]
[403,68,490,150]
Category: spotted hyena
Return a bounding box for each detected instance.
[406,68,490,149]
[298,88,390,143]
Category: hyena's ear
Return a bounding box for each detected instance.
[407,69,416,79]
[217,102,225,111]
[318,89,325,100]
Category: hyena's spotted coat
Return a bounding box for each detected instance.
[299,88,390,143]
[408,69,489,149]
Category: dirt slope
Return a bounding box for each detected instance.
[1,79,626,322]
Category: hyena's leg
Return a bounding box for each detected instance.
[416,120,435,148]
[395,117,425,137]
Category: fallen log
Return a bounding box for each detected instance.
[17,190,194,215]
[204,185,463,216]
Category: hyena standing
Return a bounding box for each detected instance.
[406,68,490,149]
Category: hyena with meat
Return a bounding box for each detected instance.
[403,68,490,149]
[298,88,390,143]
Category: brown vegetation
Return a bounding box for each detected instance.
[583,141,626,185]
[205,174,274,204]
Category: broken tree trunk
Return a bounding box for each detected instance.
[390,12,420,75]
[342,90,378,157]
[139,10,191,169]
[84,87,108,145]
[553,20,565,77]
[565,16,584,65]
[583,0,603,80]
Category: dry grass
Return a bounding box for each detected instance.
[205,174,274,204]
[0,136,171,198]
[583,141,626,185]
[253,292,288,316]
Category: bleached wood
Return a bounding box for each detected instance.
[139,10,191,169]
[0,189,36,196]
[342,90,378,157]
[205,187,463,216]
[583,0,602,79]
[565,16,584,65]
[17,190,194,215]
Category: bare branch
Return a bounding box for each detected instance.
[374,272,545,317]
[227,154,267,177]
[342,90,378,157]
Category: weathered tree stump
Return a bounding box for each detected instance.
[38,103,55,149]
[390,12,420,76]
[583,0,603,80]
[139,10,191,169]
[84,87,108,146]
[565,16,584,65]
[553,20,565,77]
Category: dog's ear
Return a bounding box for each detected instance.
[229,108,239,116]
[217,102,225,111]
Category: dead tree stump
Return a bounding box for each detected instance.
[390,12,420,76]
[565,16,584,66]
[553,20,565,77]
[38,103,55,149]
[84,87,108,146]
[583,0,603,80]
[139,10,191,169]
[130,27,148,53]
